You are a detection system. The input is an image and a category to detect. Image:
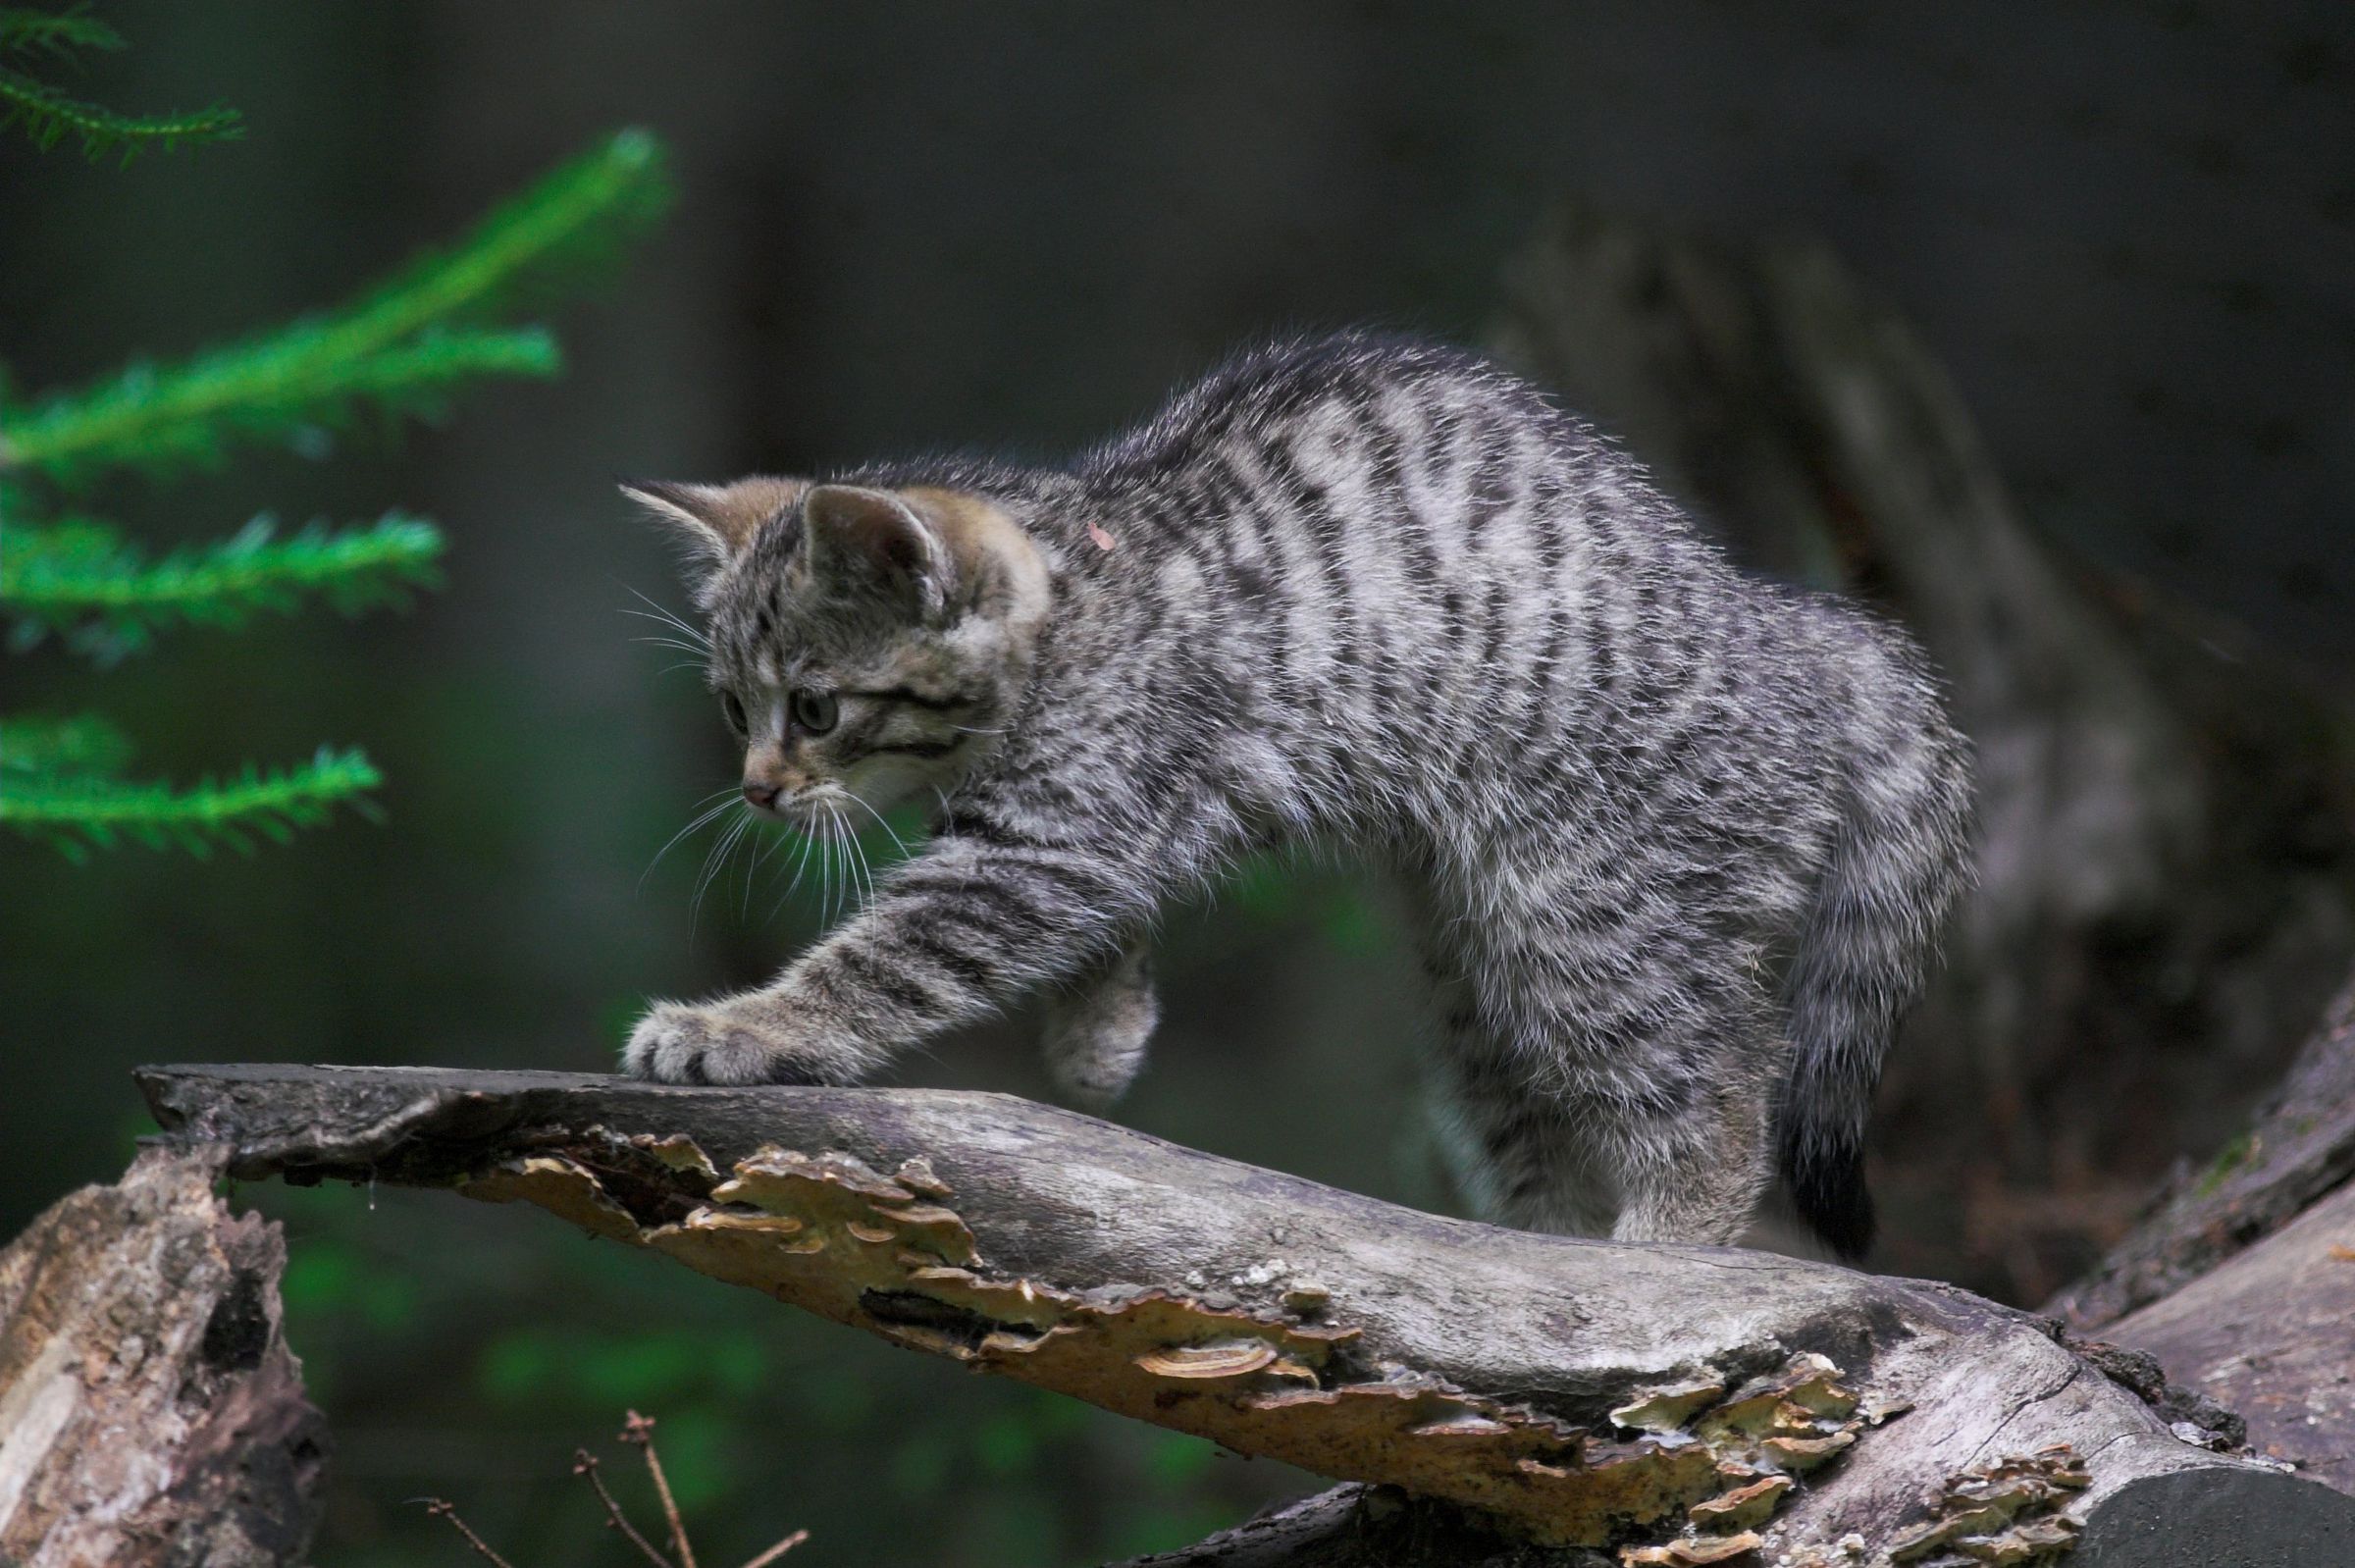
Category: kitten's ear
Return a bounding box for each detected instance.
[802,484,953,615]
[618,476,804,592]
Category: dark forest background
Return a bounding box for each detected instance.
[5,4,2352,1564]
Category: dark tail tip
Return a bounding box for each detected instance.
[1788,1141,1877,1263]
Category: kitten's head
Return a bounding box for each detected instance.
[623,476,1050,826]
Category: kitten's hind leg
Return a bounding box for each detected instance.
[1039,938,1159,1110]
[1466,1101,1622,1238]
[1427,1039,1620,1237]
[1607,1073,1775,1247]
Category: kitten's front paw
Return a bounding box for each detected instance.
[622,1001,839,1086]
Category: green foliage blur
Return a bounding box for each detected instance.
[0,5,669,858]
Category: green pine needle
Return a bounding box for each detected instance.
[2,511,445,660]
[0,129,670,484]
[1,112,670,857]
[0,1,240,164]
[1,327,558,483]
[1,743,384,860]
[0,64,240,161]
[0,5,127,56]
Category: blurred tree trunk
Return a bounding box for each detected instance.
[0,1146,326,1568]
[1488,204,2355,1301]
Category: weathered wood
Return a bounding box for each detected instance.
[0,1145,327,1568]
[137,1063,2355,1563]
[1105,1484,1600,1567]
[2100,1180,2355,1493]
[2050,971,2355,1331]
[1108,1474,2355,1568]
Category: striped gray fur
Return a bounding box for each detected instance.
[618,334,1973,1257]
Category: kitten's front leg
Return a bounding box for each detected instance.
[622,991,866,1086]
[1039,938,1158,1109]
[623,830,1158,1086]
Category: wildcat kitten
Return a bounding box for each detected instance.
[619,333,1971,1258]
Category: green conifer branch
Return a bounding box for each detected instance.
[0,129,668,483]
[0,743,383,860]
[3,512,445,659]
[0,327,558,483]
[0,64,238,158]
[331,126,670,339]
[0,5,127,56]
[0,5,238,160]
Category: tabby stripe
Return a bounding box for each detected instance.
[828,943,945,1021]
[867,738,965,759]
[889,911,1004,998]
[852,685,972,711]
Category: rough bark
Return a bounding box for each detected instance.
[137,1063,2355,1565]
[0,1145,327,1568]
[2048,970,2355,1330]
[2100,1181,2355,1495]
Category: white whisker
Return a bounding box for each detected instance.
[842,806,876,911]
[619,590,708,649]
[845,807,876,909]
[836,808,868,916]
[829,809,857,919]
[815,813,840,926]
[843,792,912,862]
[641,790,745,889]
[743,820,789,917]
[692,810,753,928]
[767,826,818,923]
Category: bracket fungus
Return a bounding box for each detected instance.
[1886,1445,2091,1566]
[455,1130,1812,1546]
[131,1065,2355,1563]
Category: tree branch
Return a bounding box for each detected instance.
[135,1064,2355,1563]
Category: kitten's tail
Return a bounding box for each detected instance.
[1778,678,1972,1262]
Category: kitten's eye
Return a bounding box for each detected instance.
[720,692,748,735]
[792,690,839,735]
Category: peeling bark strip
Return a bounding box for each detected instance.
[138,1065,2355,1561]
[0,1146,327,1568]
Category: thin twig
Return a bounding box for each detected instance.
[417,1498,518,1568]
[572,1448,676,1568]
[737,1529,811,1568]
[621,1410,700,1568]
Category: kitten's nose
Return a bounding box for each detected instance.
[742,781,783,810]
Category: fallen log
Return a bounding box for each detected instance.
[2100,1181,2355,1495]
[136,1063,2355,1565]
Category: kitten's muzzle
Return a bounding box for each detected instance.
[742,780,786,812]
